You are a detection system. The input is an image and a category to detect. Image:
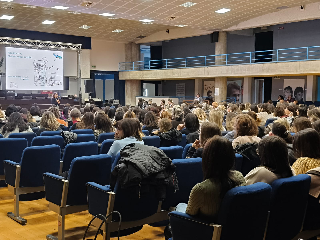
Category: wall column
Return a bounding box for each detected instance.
[306,75,317,101]
[194,79,203,98]
[243,77,253,103]
[125,42,141,106]
[215,31,228,102]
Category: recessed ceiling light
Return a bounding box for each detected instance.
[99,13,115,17]
[139,19,154,25]
[52,6,69,10]
[180,2,197,8]
[79,25,91,29]
[0,15,14,20]
[175,25,188,27]
[0,0,13,2]
[42,20,55,24]
[215,8,230,13]
[112,29,124,33]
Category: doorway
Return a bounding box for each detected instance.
[254,79,264,103]
[141,81,162,97]
[255,31,273,63]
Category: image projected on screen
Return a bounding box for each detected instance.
[6,47,64,90]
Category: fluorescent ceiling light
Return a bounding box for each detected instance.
[112,29,124,33]
[79,25,91,29]
[180,2,197,7]
[175,25,188,27]
[0,15,14,20]
[52,6,69,10]
[99,13,115,17]
[215,8,230,13]
[139,19,154,23]
[42,20,55,24]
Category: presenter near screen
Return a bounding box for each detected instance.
[51,92,60,106]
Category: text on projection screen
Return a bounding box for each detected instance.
[6,47,64,90]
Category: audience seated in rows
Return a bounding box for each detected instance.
[1,112,33,138]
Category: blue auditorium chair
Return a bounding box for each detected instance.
[40,131,61,136]
[0,138,27,181]
[31,127,40,135]
[60,142,98,174]
[0,134,3,138]
[8,132,37,147]
[44,154,112,240]
[169,182,272,240]
[142,130,150,136]
[265,118,278,126]
[290,132,295,136]
[234,153,260,176]
[31,136,64,149]
[160,146,183,160]
[76,134,95,143]
[97,132,115,143]
[4,145,61,225]
[142,136,160,148]
[265,174,311,240]
[178,134,187,148]
[182,143,193,159]
[71,129,94,135]
[100,139,115,154]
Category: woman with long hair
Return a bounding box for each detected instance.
[178,113,200,144]
[94,113,113,141]
[154,118,182,147]
[193,108,207,124]
[143,111,158,135]
[245,136,294,185]
[209,110,225,131]
[39,111,61,133]
[75,112,95,130]
[1,112,32,138]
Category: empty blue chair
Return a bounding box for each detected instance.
[4,145,61,224]
[40,131,61,136]
[71,129,94,135]
[182,143,192,159]
[0,134,3,138]
[178,134,187,148]
[142,136,160,148]
[31,136,64,149]
[160,146,184,160]
[234,153,259,176]
[44,154,112,240]
[142,130,150,136]
[97,132,115,143]
[76,134,95,143]
[169,182,272,240]
[265,174,311,240]
[61,142,98,174]
[0,138,27,180]
[100,139,115,154]
[8,132,37,147]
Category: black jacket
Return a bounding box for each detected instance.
[111,143,178,199]
[186,147,203,158]
[159,129,182,147]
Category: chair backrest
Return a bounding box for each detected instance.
[32,127,39,135]
[182,143,192,159]
[265,118,277,126]
[76,134,95,143]
[100,139,115,154]
[234,154,243,173]
[111,152,121,171]
[142,130,149,136]
[8,132,37,147]
[31,136,64,149]
[0,134,3,138]
[97,132,115,143]
[217,182,272,240]
[62,142,98,173]
[265,174,311,240]
[178,134,187,148]
[142,136,160,148]
[72,129,94,135]
[160,146,184,160]
[40,131,61,136]
[0,138,27,175]
[162,158,203,210]
[66,154,112,206]
[20,145,61,187]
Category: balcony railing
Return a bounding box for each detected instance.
[119,46,320,71]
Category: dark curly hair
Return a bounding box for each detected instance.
[274,106,285,117]
[76,112,94,130]
[144,111,158,127]
[234,114,258,137]
[94,113,112,132]
[5,104,18,117]
[2,112,29,134]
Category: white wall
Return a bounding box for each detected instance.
[90,39,125,71]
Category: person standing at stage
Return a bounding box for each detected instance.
[194,93,203,103]
[51,92,60,106]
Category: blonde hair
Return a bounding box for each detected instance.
[194,108,207,122]
[209,110,224,131]
[159,118,172,133]
[274,118,290,130]
[40,111,60,131]
[124,111,136,119]
[160,110,172,119]
[0,110,5,119]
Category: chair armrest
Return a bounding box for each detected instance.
[87,182,112,217]
[4,160,20,187]
[169,211,219,240]
[43,172,66,206]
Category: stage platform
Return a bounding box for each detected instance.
[0,99,80,110]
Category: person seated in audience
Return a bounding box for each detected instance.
[38,111,62,134]
[193,108,207,124]
[49,107,67,127]
[114,111,124,125]
[273,106,286,118]
[153,118,182,147]
[72,112,94,130]
[70,108,81,126]
[104,106,110,116]
[83,106,91,113]
[124,110,136,119]
[5,104,18,118]
[250,104,259,113]
[227,104,239,113]
[232,114,261,149]
[143,111,158,135]
[297,105,308,117]
[92,107,101,115]
[171,107,184,129]
[291,117,312,133]
[30,104,42,122]
[0,108,6,128]
[108,108,116,121]
[160,109,172,120]
[168,99,174,108]
[176,136,245,217]
[1,112,33,138]
[308,108,320,123]
[160,99,166,109]
[177,113,200,143]
[292,128,320,175]
[107,118,144,159]
[187,122,221,158]
[224,112,237,142]
[209,110,225,131]
[62,107,70,120]
[245,136,294,185]
[137,109,147,124]
[94,113,113,141]
[247,111,264,138]
[313,120,320,134]
[258,103,274,126]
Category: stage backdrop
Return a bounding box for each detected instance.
[283,79,305,101]
[203,81,215,97]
